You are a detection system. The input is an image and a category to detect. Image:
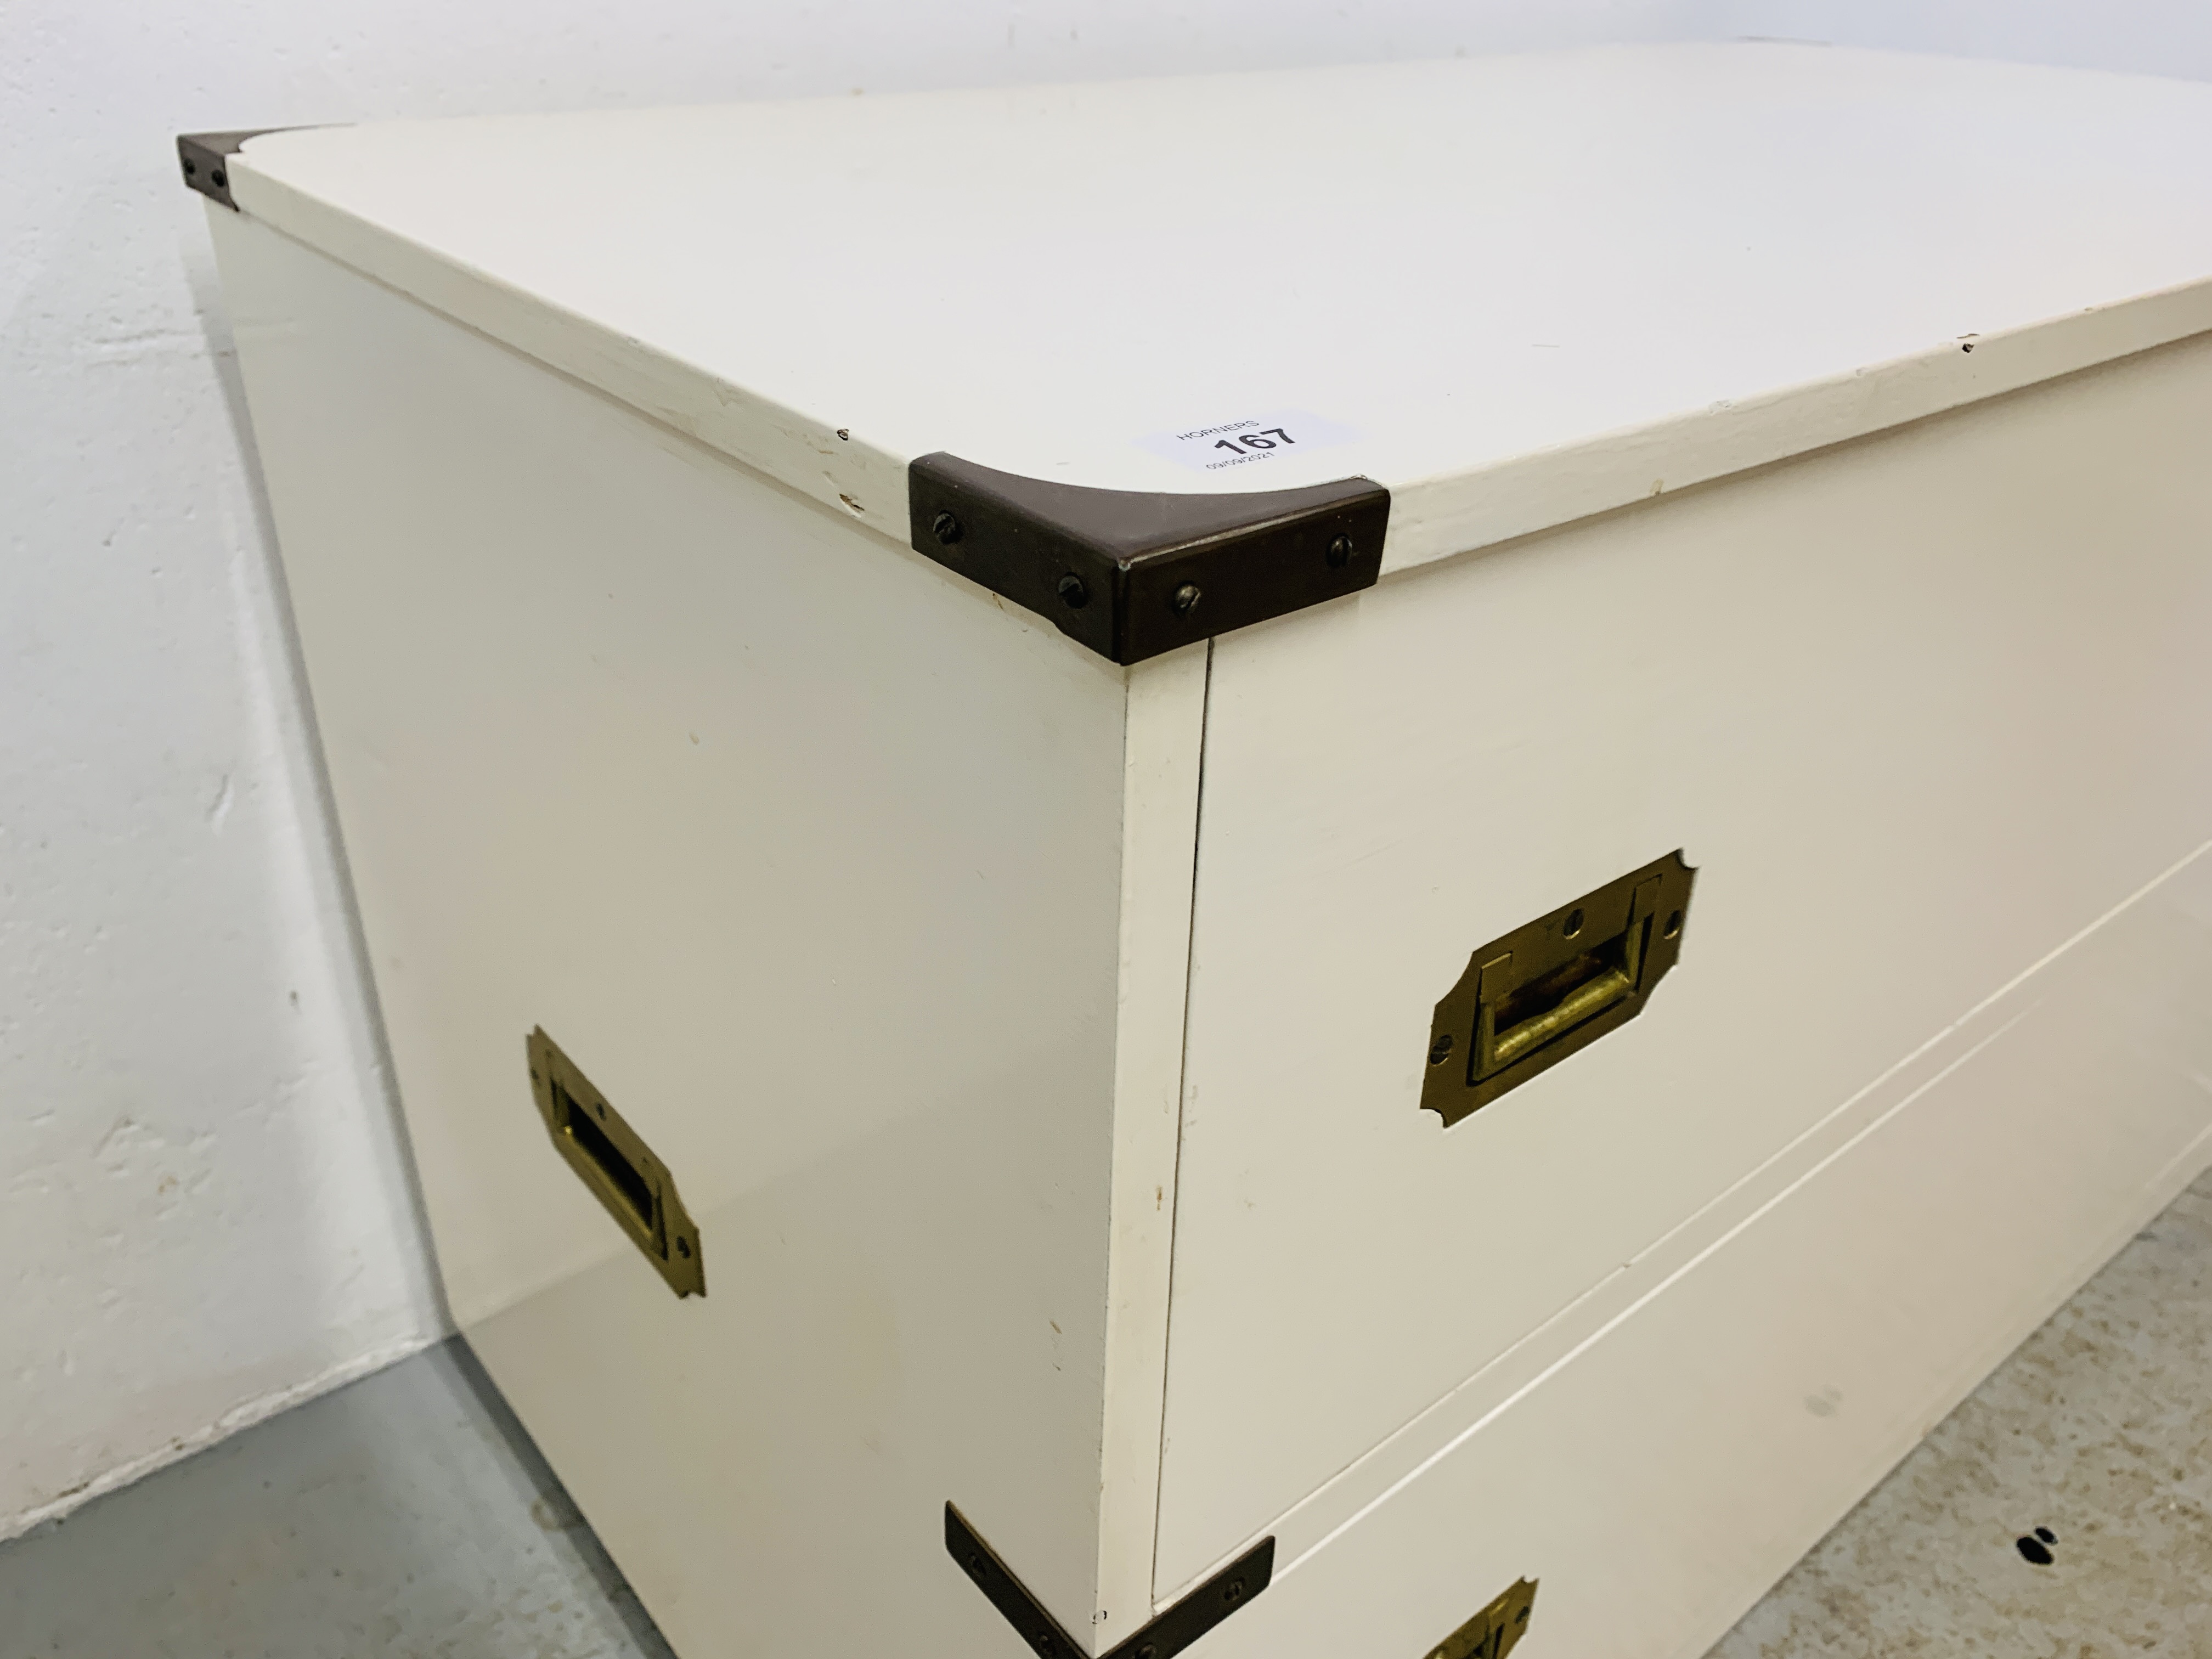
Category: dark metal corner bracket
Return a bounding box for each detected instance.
[177,131,282,211]
[947,1502,1273,1659]
[910,454,1390,665]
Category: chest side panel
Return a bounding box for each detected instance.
[212,212,1133,1653]
[1155,335,2212,1588]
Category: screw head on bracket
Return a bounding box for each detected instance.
[1171,583,1201,616]
[1057,573,1090,609]
[1326,534,1355,568]
[931,511,964,546]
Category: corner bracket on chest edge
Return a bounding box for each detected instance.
[946,1502,1275,1659]
[908,453,1389,665]
[175,129,280,210]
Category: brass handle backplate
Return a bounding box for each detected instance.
[527,1026,704,1297]
[1421,851,1695,1127]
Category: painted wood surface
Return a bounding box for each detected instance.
[1192,839,2212,1658]
[1154,331,2212,1598]
[210,211,1166,1655]
[222,46,2212,574]
[206,57,2212,1658]
[1093,642,1210,1644]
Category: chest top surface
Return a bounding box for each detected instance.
[219,44,2212,574]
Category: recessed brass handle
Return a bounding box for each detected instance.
[1481,961,1633,1073]
[526,1028,705,1297]
[1423,853,1695,1127]
[1424,1576,1538,1659]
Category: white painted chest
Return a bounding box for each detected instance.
[193,43,2212,1659]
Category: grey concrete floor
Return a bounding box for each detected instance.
[5,1173,2211,1658]
[0,1341,675,1659]
[1706,1169,2212,1658]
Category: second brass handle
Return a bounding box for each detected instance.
[1483,966,1633,1071]
[1470,874,1662,1083]
[1422,853,1694,1127]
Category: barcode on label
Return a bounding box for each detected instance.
[1137,410,1358,473]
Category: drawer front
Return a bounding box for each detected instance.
[1152,337,2212,1591]
[1178,835,2212,1658]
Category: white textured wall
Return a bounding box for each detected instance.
[4,0,2208,1541]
